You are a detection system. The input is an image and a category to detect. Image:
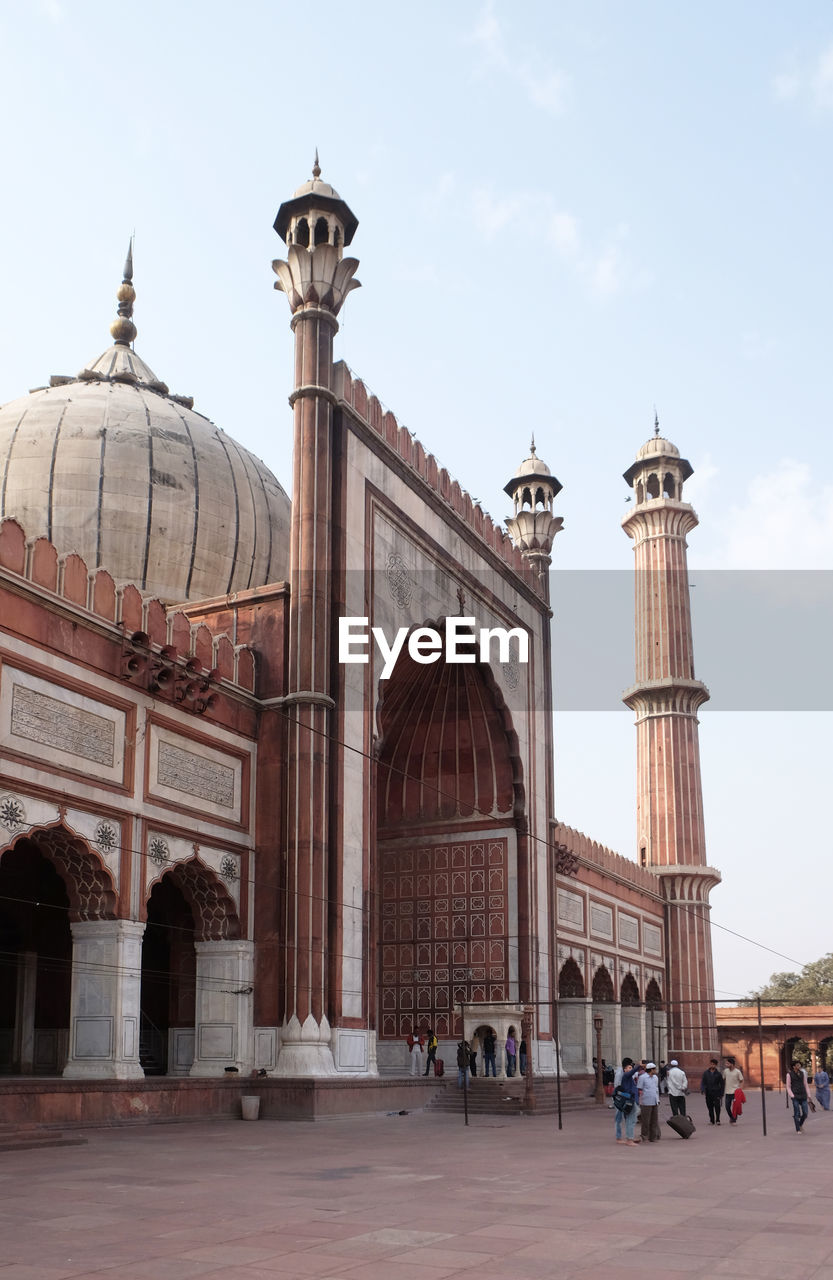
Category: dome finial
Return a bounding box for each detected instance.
[530,433,537,457]
[110,236,137,347]
[654,406,660,437]
[312,147,321,180]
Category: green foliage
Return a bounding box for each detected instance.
[749,953,833,1005]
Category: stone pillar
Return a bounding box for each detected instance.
[190,940,255,1077]
[272,171,360,1077]
[63,920,145,1079]
[13,950,37,1074]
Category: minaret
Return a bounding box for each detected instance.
[621,420,720,1067]
[271,156,360,1075]
[504,437,564,600]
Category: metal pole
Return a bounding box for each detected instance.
[460,1002,469,1127]
[553,997,563,1131]
[757,998,767,1138]
[594,1017,604,1104]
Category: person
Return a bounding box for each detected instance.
[658,1060,669,1094]
[814,1065,831,1111]
[638,1062,661,1141]
[700,1057,725,1125]
[406,1028,424,1077]
[786,1059,811,1134]
[469,1033,480,1077]
[424,1028,438,1076]
[456,1040,471,1089]
[666,1059,688,1117]
[505,1026,517,1077]
[519,1037,527,1076]
[613,1057,640,1146]
[722,1056,744,1124]
[483,1028,497,1077]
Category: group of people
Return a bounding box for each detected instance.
[406,1026,529,1084]
[612,1055,747,1145]
[786,1060,831,1132]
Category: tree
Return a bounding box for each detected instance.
[749,953,833,1004]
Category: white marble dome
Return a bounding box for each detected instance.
[0,338,290,605]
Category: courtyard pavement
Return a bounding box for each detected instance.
[1,1090,832,1279]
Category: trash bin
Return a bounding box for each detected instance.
[241,1095,261,1121]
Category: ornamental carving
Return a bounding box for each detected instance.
[94,820,118,854]
[148,836,170,868]
[219,854,239,883]
[0,794,26,833]
[386,552,412,608]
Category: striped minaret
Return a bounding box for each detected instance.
[621,421,720,1068]
[271,157,360,1074]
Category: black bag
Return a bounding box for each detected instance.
[613,1087,634,1114]
[666,1114,696,1139]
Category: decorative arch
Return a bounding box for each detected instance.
[621,973,641,1006]
[376,628,524,826]
[1,824,117,921]
[591,965,615,1003]
[645,978,663,1008]
[148,858,240,942]
[558,958,584,998]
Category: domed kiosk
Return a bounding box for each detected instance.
[0,247,290,604]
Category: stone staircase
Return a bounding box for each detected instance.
[427,1076,596,1118]
[0,1123,88,1154]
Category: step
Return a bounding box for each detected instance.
[0,1133,88,1153]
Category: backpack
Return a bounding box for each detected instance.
[613,1086,634,1114]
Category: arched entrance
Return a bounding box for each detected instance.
[0,826,116,1075]
[591,965,616,1068]
[557,958,588,1073]
[620,973,642,1062]
[375,642,524,1070]
[645,978,667,1065]
[141,858,248,1076]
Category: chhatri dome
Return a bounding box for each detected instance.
[0,246,290,604]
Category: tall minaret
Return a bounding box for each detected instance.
[621,421,720,1067]
[504,438,564,601]
[271,157,360,1074]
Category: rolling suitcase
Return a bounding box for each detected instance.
[434,1057,444,1078]
[666,1114,696,1139]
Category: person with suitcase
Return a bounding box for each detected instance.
[638,1062,662,1142]
[424,1029,438,1077]
[667,1060,689,1117]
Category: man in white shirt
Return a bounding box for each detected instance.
[638,1062,661,1142]
[667,1059,689,1117]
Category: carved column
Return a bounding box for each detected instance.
[63,920,145,1079]
[272,206,360,1076]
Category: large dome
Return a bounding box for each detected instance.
[0,262,290,604]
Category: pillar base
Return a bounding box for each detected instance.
[274,1013,336,1077]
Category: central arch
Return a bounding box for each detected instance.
[375,644,525,1047]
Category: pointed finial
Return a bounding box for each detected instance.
[110,236,137,347]
[653,407,660,437]
[530,433,537,457]
[312,148,321,180]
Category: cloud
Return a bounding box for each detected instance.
[472,188,635,298]
[773,41,833,110]
[468,1,571,116]
[705,459,833,569]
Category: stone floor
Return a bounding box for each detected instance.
[1,1090,832,1279]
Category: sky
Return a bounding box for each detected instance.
[0,0,830,1000]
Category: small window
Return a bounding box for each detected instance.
[314,217,329,246]
[295,218,310,248]
[663,472,675,499]
[647,473,660,500]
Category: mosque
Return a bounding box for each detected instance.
[0,162,720,1122]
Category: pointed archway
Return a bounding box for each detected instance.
[0,825,117,1075]
[375,644,525,1049]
